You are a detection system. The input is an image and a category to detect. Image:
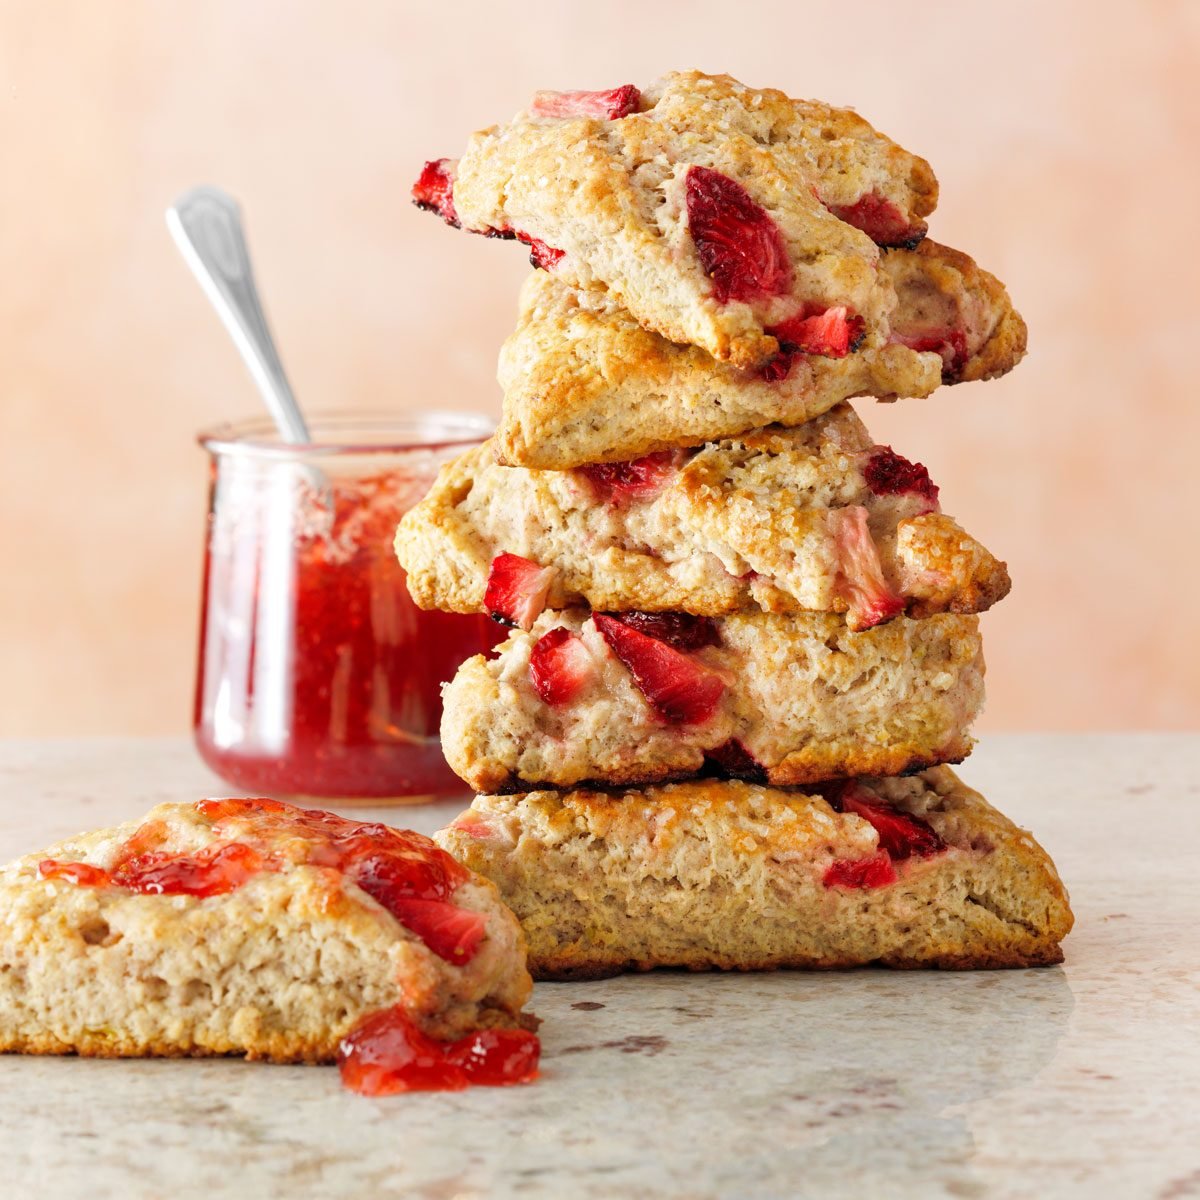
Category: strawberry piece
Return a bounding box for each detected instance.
[758,349,799,382]
[609,611,720,651]
[513,231,565,271]
[529,85,641,120]
[769,306,865,358]
[839,788,945,860]
[385,897,488,964]
[863,446,940,508]
[827,192,925,249]
[823,850,897,890]
[685,166,792,304]
[337,1008,469,1095]
[705,738,766,781]
[829,506,905,630]
[529,627,594,705]
[445,1028,542,1086]
[578,451,680,506]
[483,553,556,630]
[412,158,459,226]
[891,329,970,382]
[593,613,724,724]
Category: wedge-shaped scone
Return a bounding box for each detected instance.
[396,405,1010,632]
[436,769,1073,978]
[441,609,984,793]
[415,70,938,368]
[0,799,533,1063]
[495,243,1024,468]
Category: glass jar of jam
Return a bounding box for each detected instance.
[194,413,498,802]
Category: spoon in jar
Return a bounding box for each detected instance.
[166,186,311,444]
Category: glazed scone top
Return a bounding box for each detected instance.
[421,71,938,368]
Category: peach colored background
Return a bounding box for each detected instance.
[2,0,1198,736]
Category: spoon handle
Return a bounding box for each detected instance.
[166,186,311,444]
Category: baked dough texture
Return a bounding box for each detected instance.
[435,768,1073,978]
[440,610,984,793]
[395,404,1010,627]
[439,70,938,368]
[495,242,1024,468]
[0,801,533,1062]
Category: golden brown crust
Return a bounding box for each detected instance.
[395,405,1010,625]
[436,769,1074,978]
[495,273,940,469]
[440,610,984,793]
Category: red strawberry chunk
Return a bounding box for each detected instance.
[609,611,720,651]
[863,446,940,509]
[385,897,488,964]
[829,506,905,630]
[839,788,945,860]
[483,553,556,630]
[593,613,725,725]
[705,738,766,781]
[685,166,792,304]
[758,349,799,382]
[891,328,970,382]
[529,627,595,705]
[412,158,459,226]
[827,192,925,249]
[823,850,897,890]
[578,451,680,506]
[529,85,641,120]
[769,306,865,358]
[513,230,566,271]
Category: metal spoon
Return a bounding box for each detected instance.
[166,186,311,444]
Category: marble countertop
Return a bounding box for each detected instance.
[0,734,1196,1199]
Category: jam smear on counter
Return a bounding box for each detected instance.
[39,798,485,963]
[337,1006,540,1095]
[194,468,501,800]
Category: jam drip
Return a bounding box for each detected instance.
[39,799,486,964]
[337,1006,540,1095]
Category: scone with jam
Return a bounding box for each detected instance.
[414,70,940,369]
[436,769,1073,978]
[440,610,984,793]
[0,799,539,1092]
[396,404,1010,633]
[494,242,1025,469]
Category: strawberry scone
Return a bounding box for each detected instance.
[436,769,1073,978]
[395,405,1010,633]
[414,71,939,369]
[440,609,984,793]
[495,243,1025,469]
[0,798,538,1091]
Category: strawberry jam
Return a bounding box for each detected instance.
[194,418,500,801]
[39,798,486,964]
[337,1006,540,1095]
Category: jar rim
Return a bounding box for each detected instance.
[197,410,495,459]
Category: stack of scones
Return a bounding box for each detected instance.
[398,71,1072,978]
